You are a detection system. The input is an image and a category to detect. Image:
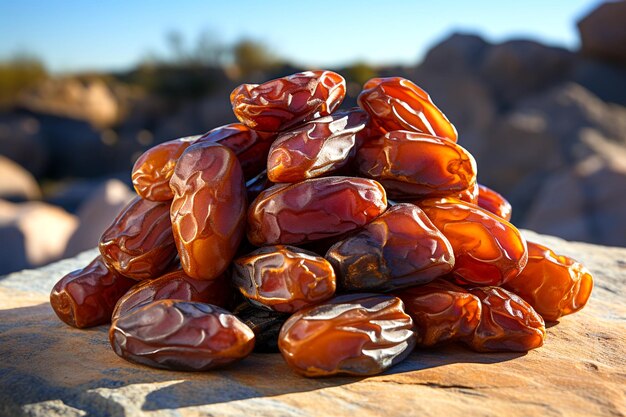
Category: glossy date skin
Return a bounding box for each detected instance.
[111,268,233,322]
[326,203,454,292]
[99,196,178,280]
[247,176,387,246]
[170,142,246,280]
[503,241,593,321]
[395,279,481,347]
[234,302,289,353]
[267,108,368,183]
[356,131,477,199]
[278,294,416,377]
[233,245,336,313]
[109,300,255,371]
[50,256,136,328]
[197,123,276,180]
[357,77,458,142]
[465,287,546,352]
[131,135,201,201]
[477,184,512,221]
[419,198,528,286]
[231,70,346,132]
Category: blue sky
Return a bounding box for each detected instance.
[0,0,602,73]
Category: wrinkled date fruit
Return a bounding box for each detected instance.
[231,70,346,132]
[247,176,387,246]
[110,300,255,371]
[477,184,512,221]
[278,293,416,377]
[395,279,481,347]
[170,142,246,280]
[326,203,454,292]
[465,287,546,352]
[197,123,275,180]
[111,268,233,322]
[267,108,369,183]
[419,198,528,286]
[456,181,479,204]
[233,245,336,313]
[356,131,476,199]
[504,241,593,321]
[99,196,177,280]
[234,302,289,353]
[50,256,136,328]
[357,77,457,142]
[131,135,201,201]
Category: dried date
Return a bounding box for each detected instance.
[278,294,416,377]
[234,302,289,353]
[99,196,177,280]
[109,300,255,371]
[477,184,512,221]
[247,176,387,246]
[231,70,346,132]
[170,142,246,280]
[326,203,454,291]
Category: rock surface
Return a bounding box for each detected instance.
[0,230,624,417]
[578,0,626,66]
[0,156,42,202]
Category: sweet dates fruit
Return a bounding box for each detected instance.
[278,294,416,377]
[477,184,512,221]
[326,203,454,292]
[50,256,136,328]
[170,142,246,280]
[233,245,336,313]
[233,302,289,353]
[110,300,255,371]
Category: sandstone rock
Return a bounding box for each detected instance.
[0,113,48,177]
[0,156,42,202]
[578,0,626,66]
[0,200,78,275]
[0,231,624,416]
[420,32,490,75]
[63,179,136,257]
[569,58,626,107]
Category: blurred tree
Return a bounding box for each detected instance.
[0,54,47,107]
[344,62,377,86]
[232,39,281,76]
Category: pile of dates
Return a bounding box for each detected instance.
[50,71,594,377]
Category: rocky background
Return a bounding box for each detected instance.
[1,1,625,275]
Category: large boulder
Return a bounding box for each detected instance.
[419,32,490,75]
[568,58,626,107]
[0,113,48,177]
[578,0,626,66]
[0,156,42,202]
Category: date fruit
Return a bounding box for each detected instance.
[419,198,528,286]
[267,108,368,183]
[326,203,454,291]
[170,142,246,280]
[50,256,136,328]
[247,176,387,246]
[231,70,346,132]
[477,184,512,221]
[357,77,457,142]
[503,241,593,321]
[356,131,477,199]
[278,294,416,377]
[465,287,546,352]
[110,300,255,371]
[99,196,177,280]
[233,245,336,313]
[234,302,289,353]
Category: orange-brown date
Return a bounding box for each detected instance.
[109,300,255,371]
[170,142,246,280]
[278,294,416,377]
[477,184,512,221]
[99,196,177,280]
[267,108,368,183]
[247,176,387,246]
[197,123,275,180]
[111,268,233,322]
[326,203,454,291]
[356,131,477,199]
[233,245,336,313]
[231,70,346,132]
[131,135,201,201]
[503,241,593,321]
[465,287,546,352]
[50,256,136,328]
[456,181,479,204]
[419,198,528,286]
[357,77,458,142]
[395,279,481,347]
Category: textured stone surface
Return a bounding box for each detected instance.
[0,230,625,417]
